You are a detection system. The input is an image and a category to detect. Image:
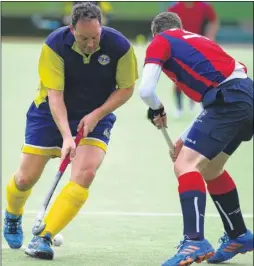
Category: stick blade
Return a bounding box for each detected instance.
[32,221,46,236]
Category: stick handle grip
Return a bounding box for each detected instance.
[59,128,84,173]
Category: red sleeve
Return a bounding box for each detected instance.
[145,35,171,66]
[205,3,217,22]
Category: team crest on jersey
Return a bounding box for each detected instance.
[98,54,110,66]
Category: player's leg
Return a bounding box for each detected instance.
[3,103,59,249]
[40,144,105,237]
[203,149,247,240]
[162,146,215,266]
[4,153,50,249]
[174,85,183,118]
[203,134,253,263]
[162,101,252,266]
[25,114,116,260]
[25,145,104,260]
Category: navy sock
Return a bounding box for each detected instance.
[206,171,247,239]
[178,172,206,240]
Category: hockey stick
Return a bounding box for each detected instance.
[32,128,84,235]
[161,127,175,153]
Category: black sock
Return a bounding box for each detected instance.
[175,87,182,110]
[206,171,247,239]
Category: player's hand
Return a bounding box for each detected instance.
[61,136,76,163]
[147,105,167,129]
[170,138,184,162]
[77,111,100,138]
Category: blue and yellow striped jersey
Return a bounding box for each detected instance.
[34,26,138,120]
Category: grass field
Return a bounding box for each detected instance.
[2,39,253,266]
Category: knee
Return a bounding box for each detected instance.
[72,167,96,188]
[14,172,34,191]
[202,167,224,181]
[83,168,96,180]
[202,153,229,181]
[174,157,201,178]
[173,160,190,178]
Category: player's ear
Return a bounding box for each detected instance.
[70,24,74,34]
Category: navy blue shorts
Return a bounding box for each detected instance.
[184,78,253,160]
[22,103,116,157]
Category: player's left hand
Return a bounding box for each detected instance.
[77,111,100,138]
[147,105,167,129]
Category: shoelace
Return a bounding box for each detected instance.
[176,236,189,251]
[219,232,230,244]
[40,235,53,246]
[33,236,52,247]
[4,218,21,234]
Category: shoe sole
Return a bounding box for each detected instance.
[8,243,23,249]
[10,246,23,249]
[208,249,253,264]
[178,251,215,266]
[25,249,53,260]
[241,249,253,254]
[4,235,23,249]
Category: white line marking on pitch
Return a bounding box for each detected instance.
[2,210,253,218]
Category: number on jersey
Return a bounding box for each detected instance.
[182,30,209,40]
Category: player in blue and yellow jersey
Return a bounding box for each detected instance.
[3,2,138,260]
[139,12,253,266]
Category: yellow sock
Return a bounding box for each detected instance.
[40,181,88,237]
[6,175,32,215]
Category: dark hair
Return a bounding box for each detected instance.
[151,12,183,35]
[71,2,102,28]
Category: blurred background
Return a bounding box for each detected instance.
[1,1,253,43]
[2,2,253,266]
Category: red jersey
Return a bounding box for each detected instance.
[145,29,247,102]
[168,2,217,35]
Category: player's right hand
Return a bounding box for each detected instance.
[147,105,167,129]
[61,136,76,163]
[170,138,184,162]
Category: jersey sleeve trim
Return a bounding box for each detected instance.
[145,58,165,66]
[144,35,170,67]
[116,45,139,89]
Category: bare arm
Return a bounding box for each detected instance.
[48,89,72,139]
[93,44,137,119]
[205,19,220,41]
[204,4,220,41]
[93,86,134,120]
[77,86,134,136]
[77,45,138,135]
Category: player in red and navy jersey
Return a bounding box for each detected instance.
[168,2,219,117]
[139,12,253,266]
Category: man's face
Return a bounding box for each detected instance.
[71,19,101,54]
